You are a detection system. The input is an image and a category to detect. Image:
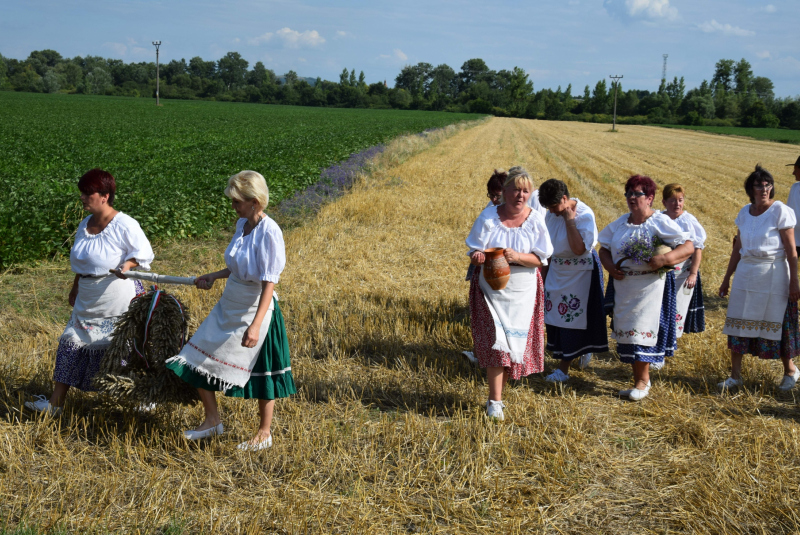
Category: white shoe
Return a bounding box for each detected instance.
[461,351,478,365]
[619,381,650,398]
[24,395,62,416]
[137,403,157,412]
[717,377,743,392]
[778,367,800,391]
[649,360,665,371]
[545,369,570,383]
[629,385,650,401]
[486,400,505,421]
[578,354,592,369]
[184,423,223,440]
[237,435,273,451]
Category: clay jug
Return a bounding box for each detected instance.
[483,248,510,290]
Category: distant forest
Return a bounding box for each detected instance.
[2,50,799,129]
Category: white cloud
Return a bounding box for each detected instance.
[764,4,776,12]
[249,28,325,48]
[298,57,307,63]
[756,50,771,59]
[336,30,348,37]
[697,19,755,37]
[379,49,407,62]
[233,37,240,44]
[103,42,127,56]
[604,0,678,21]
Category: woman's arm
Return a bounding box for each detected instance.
[780,228,800,301]
[195,268,232,290]
[502,249,543,268]
[242,281,275,348]
[719,233,742,297]
[649,240,694,270]
[685,248,703,289]
[598,247,624,280]
[564,216,587,256]
[113,258,140,279]
[68,274,80,307]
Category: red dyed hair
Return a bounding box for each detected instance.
[625,174,657,198]
[78,168,116,206]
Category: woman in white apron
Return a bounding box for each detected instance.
[24,169,152,415]
[598,175,693,401]
[167,170,295,450]
[466,169,553,420]
[653,183,707,370]
[537,179,608,383]
[719,165,800,392]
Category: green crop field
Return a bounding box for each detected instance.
[658,124,800,144]
[0,92,479,267]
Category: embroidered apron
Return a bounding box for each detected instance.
[544,253,594,330]
[723,255,788,341]
[610,260,664,347]
[61,275,138,350]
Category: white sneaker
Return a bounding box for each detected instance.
[650,360,665,371]
[237,435,273,451]
[461,351,478,365]
[629,385,651,401]
[578,354,592,369]
[545,369,570,383]
[24,395,62,416]
[619,381,650,398]
[717,377,743,392]
[184,423,223,440]
[486,400,505,421]
[778,367,800,391]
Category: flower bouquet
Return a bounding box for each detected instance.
[616,233,674,277]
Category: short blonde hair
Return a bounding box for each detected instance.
[224,170,269,209]
[662,183,684,201]
[504,166,534,192]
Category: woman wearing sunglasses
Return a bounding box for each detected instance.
[598,175,694,400]
[719,165,800,392]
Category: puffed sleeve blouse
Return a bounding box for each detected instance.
[70,212,154,276]
[735,201,796,259]
[669,211,707,250]
[466,206,554,265]
[545,199,598,258]
[225,216,286,283]
[598,211,690,265]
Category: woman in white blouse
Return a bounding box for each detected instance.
[719,165,800,392]
[466,169,554,420]
[537,179,608,383]
[166,170,295,451]
[598,175,693,401]
[25,169,153,415]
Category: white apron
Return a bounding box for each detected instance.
[166,276,274,390]
[723,255,788,341]
[61,275,138,350]
[544,254,594,330]
[610,265,664,347]
[479,265,538,364]
[673,257,695,338]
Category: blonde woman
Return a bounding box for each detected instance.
[466,168,553,420]
[166,170,295,450]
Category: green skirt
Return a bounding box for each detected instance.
[166,299,296,400]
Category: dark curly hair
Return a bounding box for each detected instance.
[537,179,570,207]
[487,169,507,195]
[744,164,774,203]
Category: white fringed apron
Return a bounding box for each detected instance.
[167,276,274,390]
[544,253,594,330]
[478,265,538,364]
[723,255,788,341]
[60,275,138,350]
[610,263,664,347]
[674,257,695,338]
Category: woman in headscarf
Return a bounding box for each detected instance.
[598,175,693,401]
[537,179,608,383]
[466,168,553,420]
[718,165,800,392]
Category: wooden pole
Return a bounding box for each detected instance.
[152,41,161,105]
[609,75,623,131]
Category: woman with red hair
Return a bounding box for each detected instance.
[598,175,694,400]
[25,169,153,415]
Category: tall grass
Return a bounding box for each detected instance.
[2,118,800,533]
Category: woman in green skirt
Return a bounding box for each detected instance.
[166,170,295,451]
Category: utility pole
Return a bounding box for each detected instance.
[662,54,668,82]
[609,75,623,132]
[152,41,161,105]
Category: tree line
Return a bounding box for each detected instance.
[1,50,798,129]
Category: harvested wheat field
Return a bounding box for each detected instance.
[3,118,800,534]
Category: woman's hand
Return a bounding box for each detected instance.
[194,274,216,290]
[719,278,730,298]
[470,251,485,265]
[68,285,79,307]
[242,323,260,348]
[790,280,800,302]
[685,273,697,289]
[561,202,577,222]
[114,259,139,279]
[647,254,667,271]
[503,248,521,264]
[608,267,625,281]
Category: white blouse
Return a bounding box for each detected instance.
[466,206,554,265]
[787,183,800,245]
[735,201,796,259]
[598,211,690,265]
[545,199,598,258]
[665,211,707,250]
[225,216,286,283]
[70,212,154,276]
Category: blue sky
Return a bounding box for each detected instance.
[1,0,797,96]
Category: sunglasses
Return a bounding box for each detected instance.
[624,191,647,198]
[753,183,773,191]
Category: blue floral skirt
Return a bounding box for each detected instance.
[728,300,800,360]
[683,271,706,334]
[546,252,609,360]
[608,271,677,364]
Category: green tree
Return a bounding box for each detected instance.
[751,76,775,102]
[458,58,490,92]
[217,52,248,90]
[283,70,298,86]
[349,69,357,87]
[590,79,609,114]
[189,57,216,79]
[506,67,533,116]
[734,58,753,94]
[339,68,350,86]
[712,59,735,93]
[86,67,112,94]
[42,69,60,93]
